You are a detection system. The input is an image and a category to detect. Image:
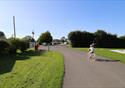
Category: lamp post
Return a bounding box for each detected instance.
[13,16,16,38]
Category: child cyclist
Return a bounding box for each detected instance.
[88,43,95,61]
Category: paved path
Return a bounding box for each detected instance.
[41,45,125,88]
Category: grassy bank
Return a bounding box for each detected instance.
[0,50,64,88]
[74,48,125,63]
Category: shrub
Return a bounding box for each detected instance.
[8,38,21,54]
[0,40,10,55]
[8,38,29,53]
[0,31,6,39]
[8,38,19,54]
[19,40,29,52]
[22,36,35,43]
[8,38,20,48]
[8,44,17,54]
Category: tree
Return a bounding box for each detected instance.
[60,36,66,43]
[38,31,53,44]
[118,35,125,48]
[94,30,107,47]
[119,35,125,40]
[68,31,82,47]
[22,36,35,48]
[94,30,119,48]
[68,30,94,47]
[22,36,35,42]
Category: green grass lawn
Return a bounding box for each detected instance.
[0,50,64,88]
[74,48,125,63]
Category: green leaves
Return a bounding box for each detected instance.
[38,31,53,44]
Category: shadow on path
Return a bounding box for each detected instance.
[95,58,120,62]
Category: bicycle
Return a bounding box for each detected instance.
[88,52,96,63]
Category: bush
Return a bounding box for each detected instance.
[8,44,17,54]
[22,36,35,43]
[0,40,10,55]
[19,40,29,52]
[8,38,20,54]
[8,38,29,53]
[0,31,6,39]
[8,38,20,48]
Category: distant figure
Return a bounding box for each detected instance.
[35,43,39,50]
[88,43,95,61]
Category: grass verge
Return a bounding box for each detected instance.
[0,50,64,88]
[74,48,125,63]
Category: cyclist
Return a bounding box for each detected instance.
[88,43,95,61]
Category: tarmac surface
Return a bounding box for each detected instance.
[40,45,125,88]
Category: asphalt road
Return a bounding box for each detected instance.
[41,45,125,88]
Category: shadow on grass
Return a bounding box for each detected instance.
[95,58,120,62]
[16,50,46,60]
[0,50,46,74]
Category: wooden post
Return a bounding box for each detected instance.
[47,43,50,51]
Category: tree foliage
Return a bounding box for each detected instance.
[60,36,66,43]
[68,30,125,48]
[68,31,94,47]
[38,31,53,44]
[94,30,118,47]
[22,36,35,42]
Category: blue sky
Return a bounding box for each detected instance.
[0,0,125,39]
